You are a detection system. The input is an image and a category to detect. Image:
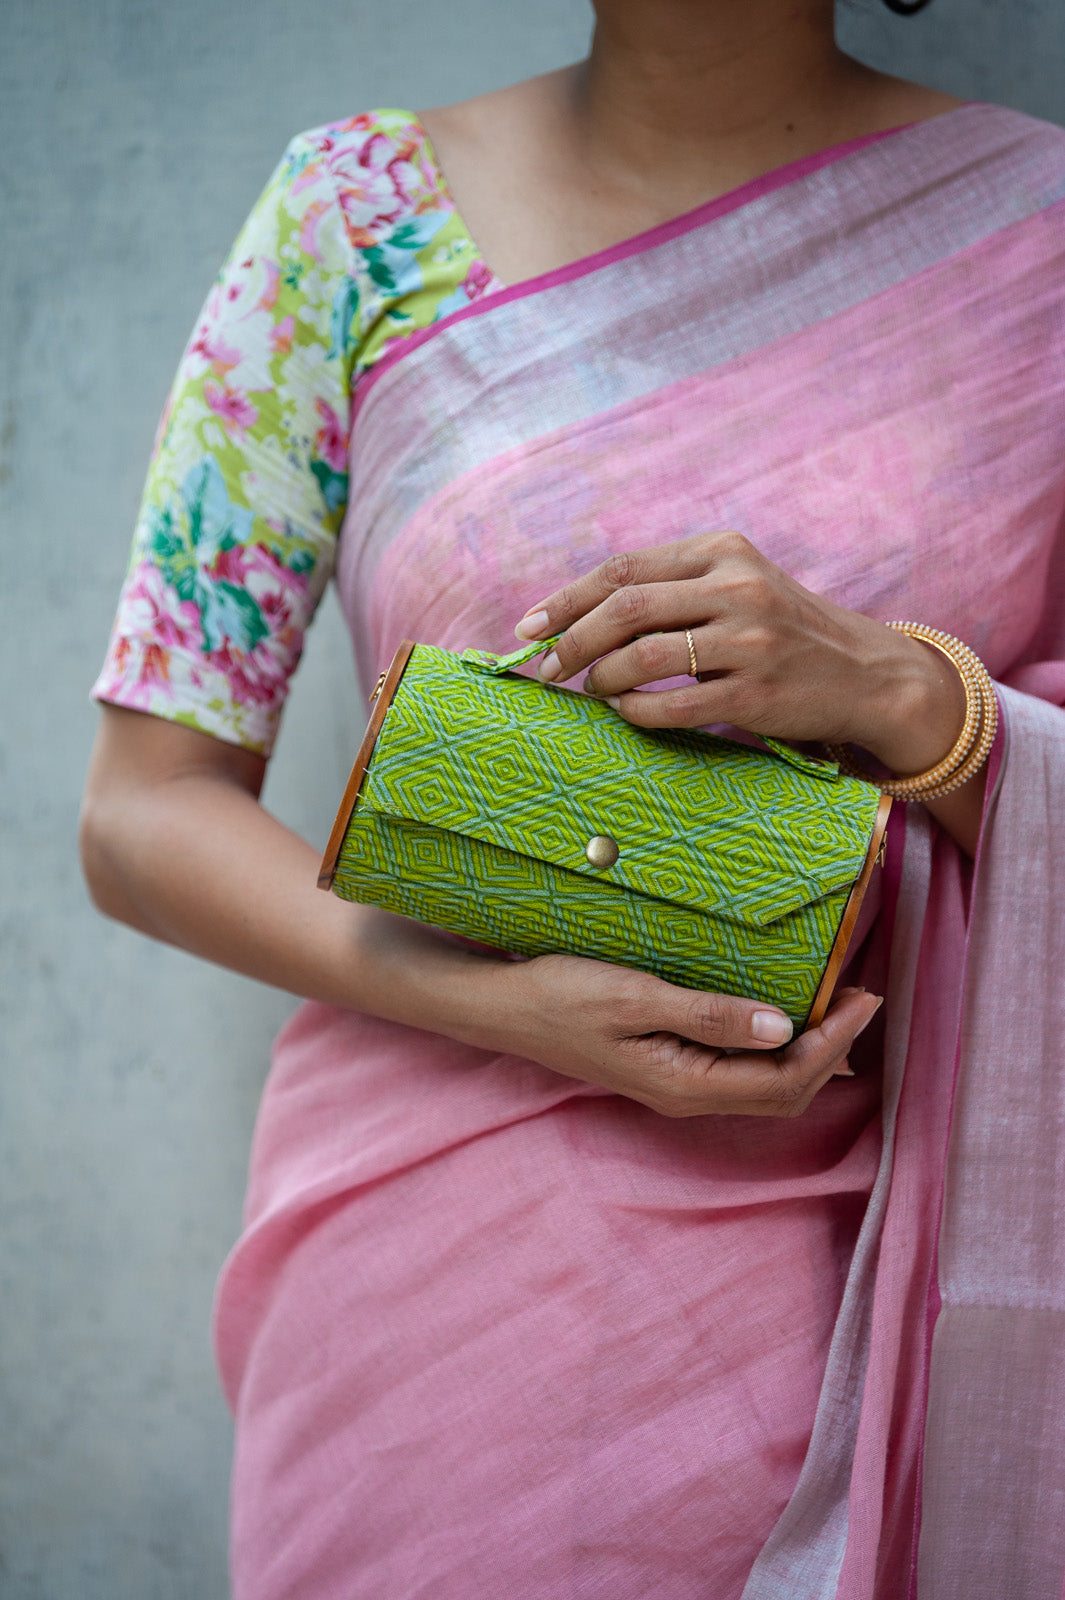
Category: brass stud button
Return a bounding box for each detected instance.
[585,834,620,869]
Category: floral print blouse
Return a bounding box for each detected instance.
[92,110,504,755]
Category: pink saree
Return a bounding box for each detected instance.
[214,104,1065,1598]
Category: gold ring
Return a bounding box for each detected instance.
[684,627,699,678]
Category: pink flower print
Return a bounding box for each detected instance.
[215,252,275,323]
[151,390,175,456]
[98,634,177,709]
[206,543,307,708]
[99,564,204,709]
[187,322,243,377]
[269,315,294,356]
[136,642,173,695]
[362,131,421,205]
[206,542,245,588]
[290,158,325,198]
[184,258,275,391]
[463,259,494,302]
[124,562,203,655]
[388,141,440,219]
[243,540,308,617]
[329,127,442,248]
[289,129,343,196]
[255,259,281,312]
[336,113,377,136]
[313,399,348,473]
[204,641,272,707]
[204,378,259,436]
[299,199,331,261]
[106,633,135,683]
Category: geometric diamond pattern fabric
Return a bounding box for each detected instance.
[330,641,885,1029]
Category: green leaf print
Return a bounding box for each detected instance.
[141,456,270,654]
[362,247,398,293]
[211,581,269,652]
[286,548,316,577]
[146,503,197,601]
[329,278,361,361]
[360,215,449,306]
[310,459,349,515]
[389,218,444,251]
[182,457,255,561]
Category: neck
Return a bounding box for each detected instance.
[571,0,876,197]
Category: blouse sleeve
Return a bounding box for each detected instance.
[91,132,360,756]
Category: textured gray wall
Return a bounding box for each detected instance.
[1,2,1062,1595]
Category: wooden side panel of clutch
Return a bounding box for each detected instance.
[804,791,893,1030]
[317,640,416,890]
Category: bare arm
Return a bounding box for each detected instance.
[79,703,882,1118]
[79,705,506,1041]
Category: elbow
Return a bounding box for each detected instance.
[78,788,132,923]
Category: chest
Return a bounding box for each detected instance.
[344,197,1065,680]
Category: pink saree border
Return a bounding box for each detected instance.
[352,116,941,423]
[905,716,1008,1600]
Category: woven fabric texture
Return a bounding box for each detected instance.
[330,642,884,1026]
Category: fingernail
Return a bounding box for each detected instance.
[855,996,884,1036]
[834,1065,856,1078]
[514,609,549,640]
[538,650,562,682]
[752,1011,793,1045]
[837,986,867,996]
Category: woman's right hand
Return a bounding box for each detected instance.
[81,706,880,1120]
[475,952,881,1118]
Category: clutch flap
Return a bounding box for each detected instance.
[359,645,883,930]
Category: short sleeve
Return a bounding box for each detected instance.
[92,133,359,755]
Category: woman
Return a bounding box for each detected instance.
[80,0,1065,1594]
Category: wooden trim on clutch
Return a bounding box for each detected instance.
[804,791,893,1031]
[317,640,416,890]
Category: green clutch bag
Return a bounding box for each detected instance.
[319,636,890,1031]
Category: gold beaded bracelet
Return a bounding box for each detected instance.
[824,622,998,802]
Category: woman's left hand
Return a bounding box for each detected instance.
[515,530,965,780]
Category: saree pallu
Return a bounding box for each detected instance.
[214,105,1065,1598]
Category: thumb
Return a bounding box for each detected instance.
[790,988,884,1070]
[661,984,794,1051]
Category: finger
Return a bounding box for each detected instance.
[647,980,796,1051]
[603,681,739,729]
[829,987,867,1075]
[645,1027,853,1117]
[581,620,725,697]
[802,1037,858,1090]
[782,990,883,1084]
[514,533,751,642]
[696,991,882,1110]
[543,587,722,684]
[719,989,881,1086]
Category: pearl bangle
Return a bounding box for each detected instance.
[824,622,998,802]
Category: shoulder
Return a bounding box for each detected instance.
[967,101,1065,148]
[415,70,571,176]
[957,103,1065,213]
[263,110,502,375]
[277,109,455,253]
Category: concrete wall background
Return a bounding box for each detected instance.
[2,2,1062,1595]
